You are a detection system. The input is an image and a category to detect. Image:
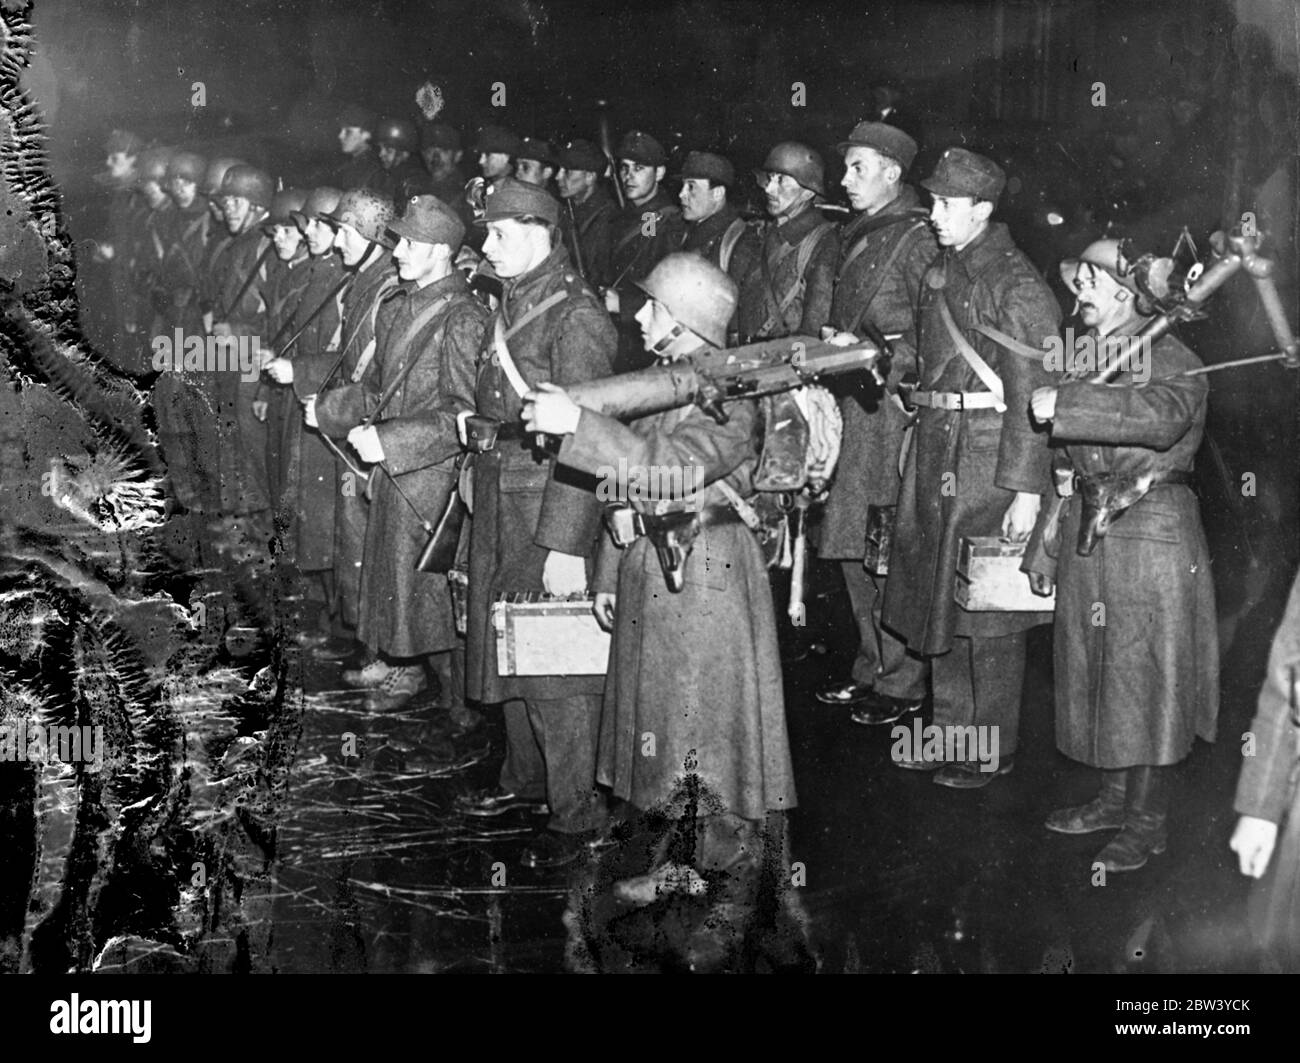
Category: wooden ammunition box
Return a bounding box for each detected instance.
[864,504,895,575]
[492,595,611,676]
[955,536,1056,612]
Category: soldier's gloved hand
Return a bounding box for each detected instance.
[265,357,294,384]
[522,382,581,436]
[256,345,277,370]
[302,395,318,428]
[823,330,860,348]
[593,592,617,632]
[251,400,268,423]
[1001,491,1041,542]
[603,289,620,314]
[1030,386,1058,425]
[1028,572,1055,597]
[543,550,588,597]
[347,425,385,464]
[1230,815,1278,878]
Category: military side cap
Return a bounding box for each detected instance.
[480,176,560,225]
[339,104,377,132]
[473,124,522,156]
[617,130,667,167]
[836,121,918,171]
[557,139,605,173]
[420,120,461,152]
[922,147,1006,201]
[517,137,557,167]
[389,193,466,247]
[681,151,735,187]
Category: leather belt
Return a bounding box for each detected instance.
[1075,468,1193,491]
[905,388,1002,410]
[603,503,744,545]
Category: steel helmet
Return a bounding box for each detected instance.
[136,146,174,187]
[263,188,309,229]
[755,141,825,196]
[292,186,343,228]
[327,188,396,246]
[636,252,738,349]
[202,156,246,197]
[1059,238,1141,294]
[218,164,275,209]
[166,150,207,184]
[374,116,419,154]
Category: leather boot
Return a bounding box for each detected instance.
[1045,769,1127,835]
[1095,764,1169,872]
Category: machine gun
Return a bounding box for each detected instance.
[564,334,885,424]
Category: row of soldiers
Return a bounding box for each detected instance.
[91,106,1220,957]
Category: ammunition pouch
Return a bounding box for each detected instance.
[754,391,810,491]
[1075,468,1193,556]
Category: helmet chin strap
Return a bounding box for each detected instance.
[650,322,686,356]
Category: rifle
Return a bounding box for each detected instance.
[564,334,885,424]
[565,198,589,280]
[213,239,274,329]
[596,104,625,210]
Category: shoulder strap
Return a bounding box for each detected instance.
[759,222,834,336]
[843,218,930,337]
[362,292,458,425]
[837,207,928,282]
[492,289,570,398]
[719,217,746,274]
[970,321,1046,361]
[935,296,1007,412]
[345,276,402,382]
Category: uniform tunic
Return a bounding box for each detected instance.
[734,202,839,342]
[607,188,685,371]
[884,222,1060,656]
[464,244,616,704]
[1024,328,1218,767]
[560,184,618,289]
[258,249,312,508]
[559,397,797,822]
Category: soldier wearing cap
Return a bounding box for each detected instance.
[1025,238,1217,873]
[334,104,385,191]
[883,147,1061,789]
[316,195,487,713]
[556,138,617,288]
[263,187,348,649]
[302,189,401,661]
[735,141,839,343]
[515,137,558,190]
[677,150,759,333]
[816,122,937,724]
[454,177,617,870]
[604,130,686,372]
[474,124,522,184]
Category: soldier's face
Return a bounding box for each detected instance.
[679,177,724,222]
[515,159,554,188]
[842,147,898,213]
[479,152,512,180]
[483,218,545,279]
[220,195,251,234]
[339,126,370,156]
[271,223,303,261]
[378,145,407,170]
[1070,262,1134,335]
[761,172,809,218]
[423,146,460,176]
[635,298,685,356]
[393,236,449,283]
[304,218,336,256]
[930,194,990,250]
[169,176,198,209]
[556,168,595,201]
[333,223,370,267]
[106,151,135,180]
[619,160,661,203]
